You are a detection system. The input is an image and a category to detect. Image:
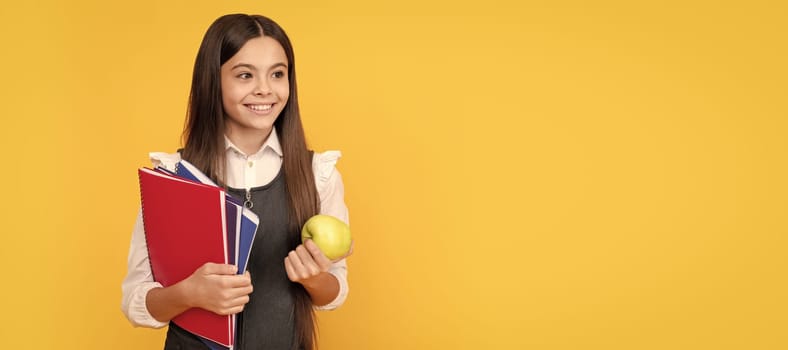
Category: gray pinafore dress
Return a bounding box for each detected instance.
[164,166,299,350]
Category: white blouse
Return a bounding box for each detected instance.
[121,129,350,328]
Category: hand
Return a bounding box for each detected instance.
[284,239,354,287]
[181,262,253,316]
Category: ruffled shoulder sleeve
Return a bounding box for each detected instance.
[148,151,182,172]
[312,150,342,194]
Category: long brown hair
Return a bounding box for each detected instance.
[181,14,320,350]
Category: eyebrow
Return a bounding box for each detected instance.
[231,62,288,71]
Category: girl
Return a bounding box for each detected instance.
[121,14,352,350]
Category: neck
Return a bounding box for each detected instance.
[225,127,273,156]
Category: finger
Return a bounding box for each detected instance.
[305,240,332,269]
[219,293,249,308]
[202,263,238,275]
[220,274,253,288]
[295,245,315,264]
[295,245,321,276]
[215,284,250,306]
[284,257,298,281]
[220,304,246,316]
[238,271,251,284]
[228,294,250,307]
[222,285,254,302]
[287,250,306,278]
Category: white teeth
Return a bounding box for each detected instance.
[248,104,272,111]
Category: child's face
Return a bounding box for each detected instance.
[221,36,290,142]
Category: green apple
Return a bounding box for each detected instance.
[301,214,352,260]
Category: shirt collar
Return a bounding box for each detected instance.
[224,128,284,158]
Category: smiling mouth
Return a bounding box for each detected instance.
[246,104,273,111]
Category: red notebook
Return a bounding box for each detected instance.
[138,167,233,347]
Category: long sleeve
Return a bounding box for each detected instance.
[120,210,168,328]
[120,153,183,328]
[313,151,350,311]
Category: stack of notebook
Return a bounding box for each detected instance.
[138,160,259,350]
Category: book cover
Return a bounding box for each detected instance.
[138,168,233,347]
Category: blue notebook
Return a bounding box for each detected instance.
[224,198,240,267]
[237,206,259,273]
[222,196,259,272]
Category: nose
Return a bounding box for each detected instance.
[254,77,272,96]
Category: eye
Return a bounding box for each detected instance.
[237,72,253,79]
[272,70,286,79]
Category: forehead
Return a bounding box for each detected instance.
[224,36,288,68]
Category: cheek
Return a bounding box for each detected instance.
[221,87,244,119]
[220,80,232,105]
[220,90,234,113]
[222,85,248,111]
[278,83,290,103]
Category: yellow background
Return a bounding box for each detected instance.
[1,0,786,349]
